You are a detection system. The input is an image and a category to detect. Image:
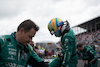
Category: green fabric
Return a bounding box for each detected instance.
[0,32,43,67]
[80,45,98,67]
[49,29,78,67]
[49,57,61,67]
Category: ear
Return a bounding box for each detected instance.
[19,28,24,34]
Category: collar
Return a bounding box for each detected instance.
[61,29,70,41]
[11,32,24,49]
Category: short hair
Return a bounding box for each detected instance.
[17,19,39,32]
[77,43,84,48]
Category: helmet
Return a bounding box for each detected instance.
[48,18,63,37]
[48,18,70,37]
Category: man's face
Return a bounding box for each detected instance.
[20,28,36,46]
[78,45,84,51]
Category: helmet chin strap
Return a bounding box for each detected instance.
[60,20,70,36]
[61,24,66,33]
[61,27,70,37]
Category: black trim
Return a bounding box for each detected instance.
[27,56,49,67]
[23,45,29,53]
[61,29,70,41]
[7,38,11,42]
[72,53,77,57]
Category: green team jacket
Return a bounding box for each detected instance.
[0,32,43,67]
[80,45,98,67]
[49,29,78,67]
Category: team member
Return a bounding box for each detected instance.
[48,18,78,67]
[77,43,98,67]
[0,19,47,67]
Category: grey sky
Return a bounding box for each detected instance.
[0,0,100,43]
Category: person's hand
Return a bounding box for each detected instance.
[58,51,62,54]
[29,41,34,47]
[89,60,93,64]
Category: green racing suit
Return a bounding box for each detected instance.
[0,32,43,67]
[49,29,78,67]
[80,45,98,67]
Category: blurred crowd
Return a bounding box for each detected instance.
[29,41,62,59]
[76,29,100,46]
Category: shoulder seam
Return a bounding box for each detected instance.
[1,36,6,47]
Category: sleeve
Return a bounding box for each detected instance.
[0,37,1,51]
[27,45,49,67]
[27,53,48,67]
[88,47,97,62]
[28,44,43,62]
[0,36,5,51]
[61,36,73,66]
[0,40,1,51]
